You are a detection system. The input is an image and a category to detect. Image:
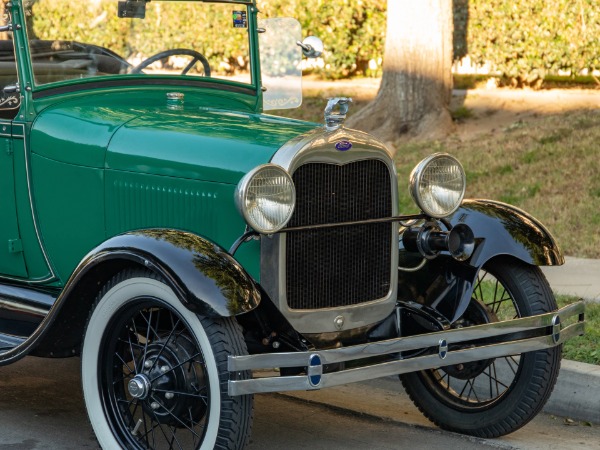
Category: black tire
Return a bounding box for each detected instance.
[81,270,253,449]
[400,257,561,438]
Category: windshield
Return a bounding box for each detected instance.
[23,0,253,88]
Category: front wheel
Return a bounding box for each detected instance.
[81,270,253,449]
[400,258,561,438]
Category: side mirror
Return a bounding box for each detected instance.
[296,36,323,58]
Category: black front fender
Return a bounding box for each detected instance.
[75,229,261,317]
[450,199,564,267]
[398,199,563,323]
[9,229,260,363]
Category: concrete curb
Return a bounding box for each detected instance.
[545,359,600,423]
[281,359,600,428]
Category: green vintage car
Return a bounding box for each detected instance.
[0,0,585,449]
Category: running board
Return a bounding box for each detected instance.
[0,284,55,356]
[228,302,584,396]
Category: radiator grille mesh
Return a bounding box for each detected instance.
[285,160,393,310]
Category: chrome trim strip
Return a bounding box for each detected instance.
[0,123,56,283]
[263,126,399,333]
[0,298,48,317]
[228,302,584,396]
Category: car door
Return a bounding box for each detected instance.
[0,19,27,278]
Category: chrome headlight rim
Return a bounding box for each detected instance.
[235,163,296,234]
[409,153,466,219]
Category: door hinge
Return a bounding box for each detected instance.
[8,239,23,253]
[5,140,12,155]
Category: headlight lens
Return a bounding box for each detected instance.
[236,164,296,234]
[409,153,466,218]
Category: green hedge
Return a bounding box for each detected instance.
[28,2,252,75]
[257,0,386,79]
[261,0,600,84]
[26,0,600,84]
[460,0,600,86]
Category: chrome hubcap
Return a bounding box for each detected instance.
[128,374,152,400]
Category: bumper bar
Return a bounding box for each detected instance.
[228,302,584,396]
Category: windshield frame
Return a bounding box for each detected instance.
[19,0,261,99]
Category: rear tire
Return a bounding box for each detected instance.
[400,258,561,438]
[81,270,253,449]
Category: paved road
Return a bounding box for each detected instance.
[1,357,599,449]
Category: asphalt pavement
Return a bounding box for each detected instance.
[1,357,600,450]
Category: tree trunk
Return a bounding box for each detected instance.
[347,0,454,142]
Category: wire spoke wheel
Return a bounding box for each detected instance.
[103,301,209,449]
[400,258,561,438]
[82,270,253,450]
[428,269,522,408]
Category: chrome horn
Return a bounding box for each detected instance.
[402,223,475,261]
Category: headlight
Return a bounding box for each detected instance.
[409,153,466,218]
[235,164,296,234]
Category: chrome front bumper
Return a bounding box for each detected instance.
[228,302,584,396]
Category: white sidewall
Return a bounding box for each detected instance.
[81,277,220,450]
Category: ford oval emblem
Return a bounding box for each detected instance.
[335,140,352,151]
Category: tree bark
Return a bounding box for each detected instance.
[347,0,454,142]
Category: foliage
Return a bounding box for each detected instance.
[257,0,386,79]
[26,0,386,79]
[457,0,600,87]
[27,0,600,83]
[28,1,250,75]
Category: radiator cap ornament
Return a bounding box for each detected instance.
[324,97,352,131]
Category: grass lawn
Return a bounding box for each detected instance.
[276,86,600,258]
[558,296,600,365]
[391,110,600,259]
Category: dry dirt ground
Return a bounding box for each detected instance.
[302,78,600,140]
[450,88,600,139]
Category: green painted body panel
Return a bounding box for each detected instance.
[31,154,105,282]
[104,170,260,280]
[106,98,316,185]
[30,95,139,168]
[0,124,27,277]
[10,124,56,283]
[24,87,316,283]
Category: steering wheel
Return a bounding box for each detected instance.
[131,49,211,76]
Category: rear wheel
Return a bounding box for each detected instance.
[81,270,253,449]
[401,258,561,438]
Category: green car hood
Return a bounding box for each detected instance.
[31,89,319,184]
